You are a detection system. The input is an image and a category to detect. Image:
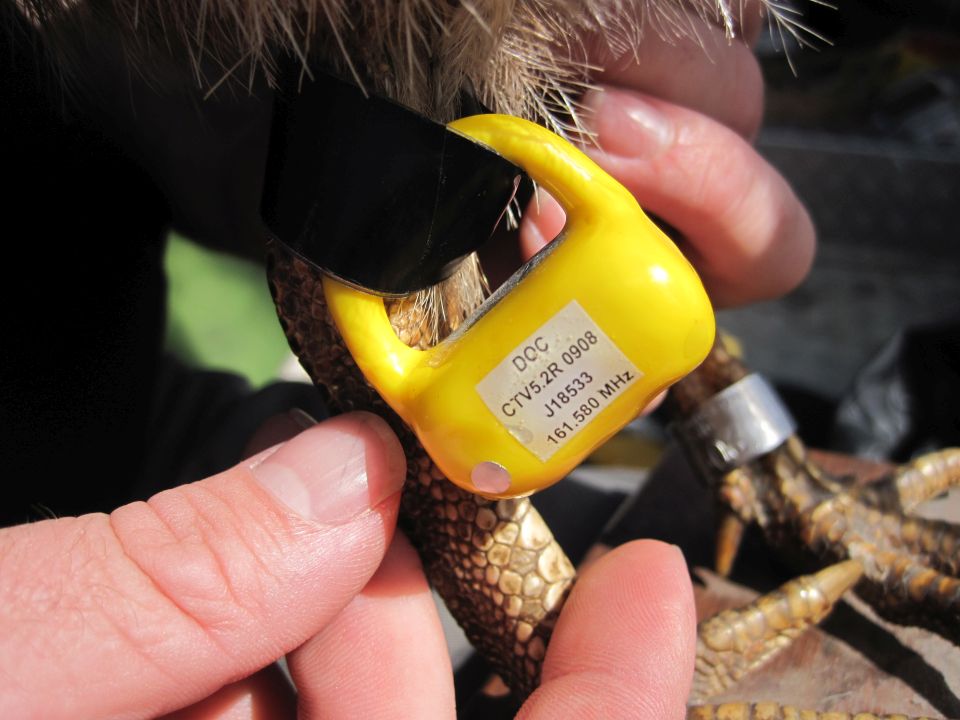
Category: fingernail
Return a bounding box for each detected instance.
[669,543,685,561]
[288,408,318,430]
[250,412,405,524]
[524,211,547,252]
[585,88,674,158]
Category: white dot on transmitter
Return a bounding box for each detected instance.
[471,461,511,494]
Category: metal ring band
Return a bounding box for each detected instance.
[672,374,797,475]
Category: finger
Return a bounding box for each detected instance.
[578,87,815,307]
[518,187,566,260]
[159,664,295,720]
[0,412,406,720]
[587,10,764,139]
[738,0,768,47]
[289,533,455,720]
[243,408,317,457]
[517,541,696,720]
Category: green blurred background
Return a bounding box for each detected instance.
[163,232,293,388]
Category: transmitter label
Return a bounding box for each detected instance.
[475,301,642,461]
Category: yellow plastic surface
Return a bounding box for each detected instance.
[325,114,715,498]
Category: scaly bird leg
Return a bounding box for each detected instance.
[886,450,960,515]
[269,254,959,708]
[810,449,960,519]
[688,560,953,720]
[688,703,941,719]
[266,242,576,699]
[691,560,864,702]
[669,340,960,646]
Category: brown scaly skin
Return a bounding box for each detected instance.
[690,560,866,703]
[668,340,960,645]
[688,703,938,720]
[266,240,575,700]
[268,242,960,713]
[22,0,955,711]
[670,340,960,718]
[688,560,940,718]
[686,554,953,718]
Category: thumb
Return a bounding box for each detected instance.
[519,188,566,261]
[0,411,406,720]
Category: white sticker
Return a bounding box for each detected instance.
[475,300,643,461]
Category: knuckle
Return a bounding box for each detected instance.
[110,486,286,635]
[776,200,817,293]
[729,45,765,139]
[738,0,768,47]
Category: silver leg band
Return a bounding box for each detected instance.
[672,374,797,475]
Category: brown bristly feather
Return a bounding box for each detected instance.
[14,0,818,340]
[16,2,818,117]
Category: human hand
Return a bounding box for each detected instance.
[0,412,407,719]
[521,3,816,308]
[280,537,693,720]
[0,409,695,719]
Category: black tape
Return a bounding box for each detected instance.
[261,72,524,296]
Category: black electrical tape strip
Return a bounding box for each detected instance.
[261,72,525,297]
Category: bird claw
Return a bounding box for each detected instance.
[673,342,960,716]
[672,342,960,646]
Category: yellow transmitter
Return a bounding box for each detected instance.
[325,114,715,499]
